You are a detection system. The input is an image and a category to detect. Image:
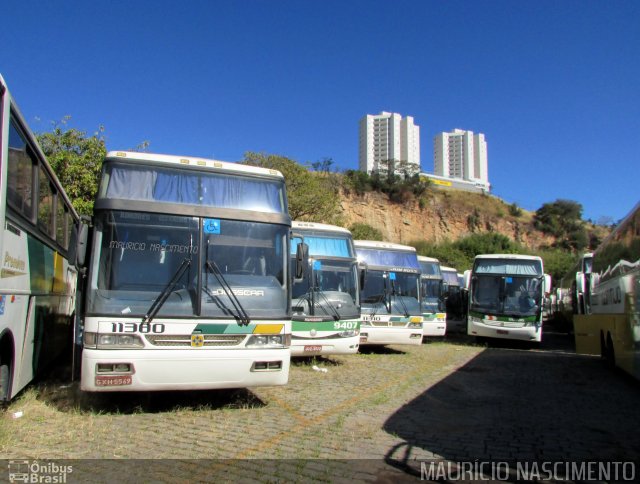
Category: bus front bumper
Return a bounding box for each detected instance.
[468,318,541,342]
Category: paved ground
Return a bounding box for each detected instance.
[2,327,640,482]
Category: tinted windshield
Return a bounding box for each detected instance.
[87,211,289,319]
[361,269,421,315]
[471,274,542,317]
[421,278,443,312]
[292,259,359,319]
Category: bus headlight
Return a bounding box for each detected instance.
[84,332,144,349]
[246,334,290,348]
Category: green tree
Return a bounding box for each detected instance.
[534,199,588,251]
[243,152,341,223]
[37,117,107,216]
[349,223,383,241]
[535,248,576,283]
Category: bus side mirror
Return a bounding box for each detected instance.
[544,274,552,294]
[358,262,367,289]
[69,217,90,269]
[295,242,308,281]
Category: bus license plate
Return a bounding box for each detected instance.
[95,375,132,387]
[496,329,509,335]
[304,345,322,353]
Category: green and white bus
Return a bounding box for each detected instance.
[417,256,446,337]
[78,151,297,391]
[0,75,81,402]
[355,240,423,346]
[290,221,360,356]
[574,202,640,380]
[467,254,550,343]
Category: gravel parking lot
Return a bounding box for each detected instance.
[2,329,640,482]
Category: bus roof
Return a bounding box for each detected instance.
[292,221,352,235]
[354,240,416,252]
[417,255,439,263]
[474,254,543,262]
[440,266,457,273]
[105,151,285,180]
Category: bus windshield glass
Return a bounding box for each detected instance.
[86,211,289,319]
[471,274,543,317]
[361,270,421,315]
[421,278,443,312]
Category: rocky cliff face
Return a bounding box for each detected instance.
[338,189,556,249]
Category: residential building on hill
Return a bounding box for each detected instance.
[433,129,489,189]
[359,112,420,175]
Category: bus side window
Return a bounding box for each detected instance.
[7,120,35,220]
[37,165,55,237]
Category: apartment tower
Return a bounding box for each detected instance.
[433,129,488,184]
[359,112,420,174]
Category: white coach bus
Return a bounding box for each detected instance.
[467,254,550,343]
[0,75,81,402]
[78,151,299,391]
[417,256,446,337]
[290,221,360,356]
[355,240,423,346]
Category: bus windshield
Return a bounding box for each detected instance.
[421,278,443,312]
[471,274,542,317]
[87,211,289,319]
[361,270,421,315]
[292,259,359,320]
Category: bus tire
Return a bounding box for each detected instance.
[600,331,607,360]
[606,332,616,369]
[0,361,11,403]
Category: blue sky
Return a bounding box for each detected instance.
[2,0,638,223]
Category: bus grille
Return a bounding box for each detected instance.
[145,334,245,347]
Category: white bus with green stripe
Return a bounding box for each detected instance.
[355,241,423,346]
[79,151,297,391]
[1,75,81,402]
[467,254,550,343]
[417,256,446,337]
[290,221,360,356]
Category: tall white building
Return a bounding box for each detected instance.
[359,112,420,174]
[433,129,489,186]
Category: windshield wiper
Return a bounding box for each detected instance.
[391,280,411,317]
[205,260,251,326]
[142,258,191,324]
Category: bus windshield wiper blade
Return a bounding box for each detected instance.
[206,260,251,326]
[142,258,191,324]
[314,290,342,321]
[391,281,410,317]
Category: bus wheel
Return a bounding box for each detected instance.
[600,331,607,360]
[606,333,616,369]
[0,361,11,403]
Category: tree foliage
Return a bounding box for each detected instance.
[349,223,383,241]
[37,117,107,216]
[242,152,341,224]
[533,199,588,251]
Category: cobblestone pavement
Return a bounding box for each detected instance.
[2,330,640,482]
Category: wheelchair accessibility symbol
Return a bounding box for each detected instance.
[204,218,221,234]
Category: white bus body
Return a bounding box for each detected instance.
[355,240,423,346]
[290,221,360,356]
[417,256,446,337]
[0,75,80,402]
[79,151,293,391]
[467,254,547,343]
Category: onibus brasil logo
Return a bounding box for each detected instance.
[8,460,73,483]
